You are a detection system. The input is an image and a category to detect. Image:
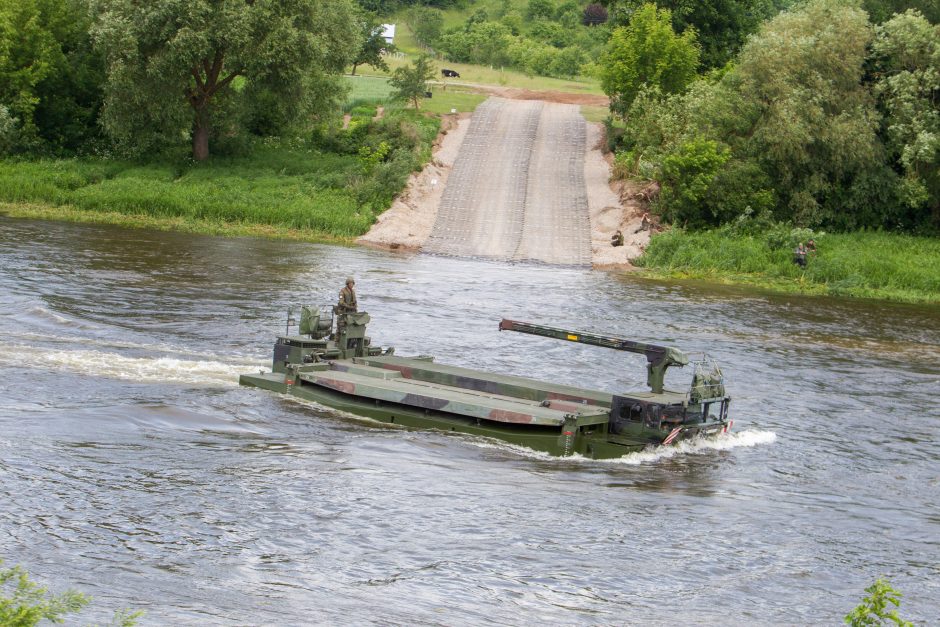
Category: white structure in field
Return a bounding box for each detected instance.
[380,24,395,44]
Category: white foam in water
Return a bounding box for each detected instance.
[0,344,261,387]
[465,429,777,464]
[600,429,777,465]
[27,306,100,330]
[4,330,263,362]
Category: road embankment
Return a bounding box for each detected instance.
[359,96,650,267]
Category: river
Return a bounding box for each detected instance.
[1,217,938,625]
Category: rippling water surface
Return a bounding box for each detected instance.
[1,217,938,624]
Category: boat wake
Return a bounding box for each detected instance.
[468,429,777,464]
[600,429,777,465]
[3,330,262,362]
[0,343,262,387]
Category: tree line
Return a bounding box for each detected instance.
[0,0,370,161]
[602,0,939,232]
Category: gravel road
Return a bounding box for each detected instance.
[423,97,592,266]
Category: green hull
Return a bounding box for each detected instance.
[239,352,731,459]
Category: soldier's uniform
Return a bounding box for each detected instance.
[338,285,357,313]
[336,278,357,335]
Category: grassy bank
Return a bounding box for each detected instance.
[635,227,940,304]
[344,75,488,114]
[0,108,440,241]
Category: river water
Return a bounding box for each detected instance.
[1,216,938,625]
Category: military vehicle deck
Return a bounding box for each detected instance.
[298,359,610,426]
[355,354,689,405]
[354,354,612,404]
[239,311,731,458]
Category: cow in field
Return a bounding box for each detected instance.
[441,69,460,78]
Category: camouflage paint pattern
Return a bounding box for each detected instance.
[240,310,732,459]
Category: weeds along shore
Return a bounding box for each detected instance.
[634,226,940,304]
[0,107,440,242]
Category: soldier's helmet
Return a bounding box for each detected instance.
[346,276,355,285]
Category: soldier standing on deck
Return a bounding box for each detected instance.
[335,276,357,336]
[338,276,357,314]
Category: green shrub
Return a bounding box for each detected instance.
[845,578,912,627]
[656,138,729,227]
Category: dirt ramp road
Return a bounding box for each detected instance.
[422,97,592,266]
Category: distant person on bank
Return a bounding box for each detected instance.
[794,243,808,268]
[611,230,624,247]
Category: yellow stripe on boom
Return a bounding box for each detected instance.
[567,334,579,341]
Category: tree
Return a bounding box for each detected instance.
[0,0,100,153]
[730,0,887,228]
[872,10,939,226]
[582,3,609,26]
[862,0,940,25]
[92,0,359,160]
[663,0,769,69]
[389,55,435,109]
[351,12,394,76]
[440,21,512,66]
[600,3,699,117]
[406,6,444,47]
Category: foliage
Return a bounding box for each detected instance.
[0,0,103,154]
[600,3,699,117]
[635,225,940,302]
[613,0,939,233]
[871,10,939,221]
[389,55,436,109]
[527,0,556,21]
[92,0,359,160]
[440,21,514,66]
[862,0,940,24]
[583,3,609,26]
[351,11,395,76]
[0,0,59,149]
[656,137,730,227]
[406,6,445,46]
[611,0,773,69]
[0,105,17,155]
[845,578,913,626]
[0,559,88,626]
[1,109,440,237]
[731,0,886,228]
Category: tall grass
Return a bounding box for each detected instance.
[637,227,940,303]
[0,111,441,240]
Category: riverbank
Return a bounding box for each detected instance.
[0,108,439,242]
[634,227,940,304]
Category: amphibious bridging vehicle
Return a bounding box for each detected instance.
[239,308,731,459]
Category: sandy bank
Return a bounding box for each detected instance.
[356,114,470,251]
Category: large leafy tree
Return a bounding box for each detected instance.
[0,0,102,153]
[872,10,939,225]
[92,0,359,160]
[0,0,58,150]
[729,0,888,228]
[600,3,699,117]
[610,0,774,70]
[351,11,394,76]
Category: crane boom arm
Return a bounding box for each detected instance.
[498,319,688,393]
